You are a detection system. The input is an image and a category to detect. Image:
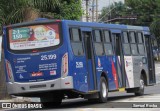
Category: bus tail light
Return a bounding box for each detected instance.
[5,60,13,81]
[61,53,68,78]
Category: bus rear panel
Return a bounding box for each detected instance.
[3,20,73,96]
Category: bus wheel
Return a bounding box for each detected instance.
[135,76,145,96]
[98,77,108,102]
[42,101,62,108]
[40,95,62,108]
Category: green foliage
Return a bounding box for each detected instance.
[125,0,160,44]
[99,0,160,43]
[0,0,26,25]
[0,0,82,33]
[37,0,82,20]
[55,0,82,20]
[125,0,159,26]
[150,19,160,35]
[33,0,60,12]
[150,19,160,42]
[98,1,126,22]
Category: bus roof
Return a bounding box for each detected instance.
[62,20,149,31]
[4,19,150,33]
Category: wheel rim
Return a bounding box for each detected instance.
[102,82,107,98]
[140,79,144,90]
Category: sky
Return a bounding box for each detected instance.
[81,0,124,21]
[98,0,124,10]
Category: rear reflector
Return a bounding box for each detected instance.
[31,72,43,77]
[5,60,13,81]
[32,50,38,53]
[61,53,68,77]
[65,82,70,85]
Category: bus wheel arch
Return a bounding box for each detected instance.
[141,69,147,86]
[135,69,147,96]
[98,72,109,103]
[100,72,109,89]
[101,72,108,81]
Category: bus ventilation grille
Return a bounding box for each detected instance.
[30,84,46,89]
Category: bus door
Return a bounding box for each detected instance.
[113,33,126,88]
[145,35,156,84]
[82,31,97,91]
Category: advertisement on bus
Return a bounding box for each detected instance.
[9,24,60,50]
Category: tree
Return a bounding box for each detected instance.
[125,0,159,26]
[149,0,160,45]
[0,0,82,32]
[34,0,82,20]
[126,0,160,45]
[99,0,160,45]
[0,0,31,99]
[150,19,160,46]
[98,1,127,23]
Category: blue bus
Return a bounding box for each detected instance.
[3,19,156,107]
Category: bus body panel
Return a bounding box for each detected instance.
[6,76,74,95]
[124,56,134,88]
[132,56,147,87]
[95,56,117,91]
[69,56,89,92]
[3,21,74,95]
[4,51,63,82]
[3,20,156,97]
[4,30,68,83]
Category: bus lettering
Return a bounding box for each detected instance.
[41,54,56,60]
[76,62,83,68]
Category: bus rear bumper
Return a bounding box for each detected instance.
[7,76,73,95]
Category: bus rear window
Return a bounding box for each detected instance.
[8,24,60,50]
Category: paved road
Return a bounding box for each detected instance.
[3,63,160,111]
[12,84,159,111]
[39,63,160,110]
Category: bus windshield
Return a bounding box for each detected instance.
[8,23,60,50]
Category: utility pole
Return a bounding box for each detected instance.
[96,0,98,22]
[86,0,89,22]
[92,0,95,22]
[109,0,111,22]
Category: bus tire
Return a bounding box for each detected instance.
[40,95,62,108]
[135,75,145,96]
[42,101,62,108]
[98,77,108,103]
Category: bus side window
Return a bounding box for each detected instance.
[94,30,102,42]
[71,28,81,41]
[137,32,145,55]
[129,31,138,55]
[103,30,113,55]
[70,28,84,56]
[122,31,131,55]
[130,32,136,43]
[93,30,104,56]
